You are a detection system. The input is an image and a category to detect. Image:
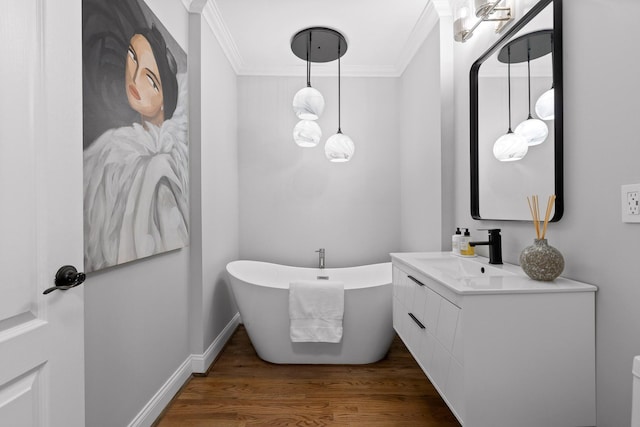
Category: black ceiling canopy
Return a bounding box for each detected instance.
[291,27,348,63]
[498,29,553,64]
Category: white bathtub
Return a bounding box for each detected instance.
[226,260,394,364]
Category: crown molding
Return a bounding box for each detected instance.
[194,0,446,77]
[182,0,207,13]
[200,0,244,74]
[394,1,440,76]
[238,64,400,78]
[431,0,453,17]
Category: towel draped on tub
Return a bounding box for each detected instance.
[289,280,344,343]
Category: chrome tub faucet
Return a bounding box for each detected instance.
[316,248,325,269]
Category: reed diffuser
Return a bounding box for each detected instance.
[520,194,564,281]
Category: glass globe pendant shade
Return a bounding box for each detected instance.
[515,117,549,146]
[292,86,325,120]
[324,131,355,162]
[535,88,554,121]
[493,131,528,162]
[293,120,322,147]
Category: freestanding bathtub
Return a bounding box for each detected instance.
[226,260,394,364]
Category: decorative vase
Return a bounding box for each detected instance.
[519,238,564,281]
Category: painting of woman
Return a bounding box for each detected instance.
[82,0,188,272]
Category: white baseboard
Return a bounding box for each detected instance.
[127,313,240,427]
[191,312,240,373]
[127,356,192,427]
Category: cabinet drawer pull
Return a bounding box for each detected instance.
[408,275,425,287]
[408,313,426,329]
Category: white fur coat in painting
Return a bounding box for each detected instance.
[84,73,189,272]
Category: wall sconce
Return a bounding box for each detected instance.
[454,0,514,42]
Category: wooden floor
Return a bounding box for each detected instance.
[154,326,460,427]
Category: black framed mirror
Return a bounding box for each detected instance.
[470,0,562,221]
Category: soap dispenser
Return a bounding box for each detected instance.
[460,228,475,256]
[452,228,462,255]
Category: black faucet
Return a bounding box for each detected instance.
[469,229,502,264]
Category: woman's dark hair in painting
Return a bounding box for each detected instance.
[82,0,179,149]
[134,25,178,120]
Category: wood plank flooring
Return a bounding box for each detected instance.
[154,326,460,426]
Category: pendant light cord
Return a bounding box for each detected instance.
[507,46,513,132]
[337,44,342,133]
[306,32,311,87]
[526,45,533,119]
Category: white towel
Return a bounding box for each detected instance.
[289,280,344,343]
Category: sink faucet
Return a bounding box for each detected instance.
[315,248,325,269]
[469,229,502,264]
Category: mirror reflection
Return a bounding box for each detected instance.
[471,0,562,221]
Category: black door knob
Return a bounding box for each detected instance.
[43,265,86,295]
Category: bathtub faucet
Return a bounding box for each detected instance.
[315,248,325,269]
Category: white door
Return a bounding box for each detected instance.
[0,0,85,426]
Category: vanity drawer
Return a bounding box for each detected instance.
[436,296,460,353]
[393,266,415,310]
[424,287,441,332]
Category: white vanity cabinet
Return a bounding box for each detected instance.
[391,252,597,427]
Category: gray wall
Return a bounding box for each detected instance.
[237,76,403,268]
[399,22,444,252]
[84,2,239,426]
[198,12,240,354]
[449,1,640,425]
[189,10,239,358]
[85,252,190,427]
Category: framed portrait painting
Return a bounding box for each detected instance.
[82,0,189,272]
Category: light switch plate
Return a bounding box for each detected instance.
[621,184,640,223]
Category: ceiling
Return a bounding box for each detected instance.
[191,0,453,77]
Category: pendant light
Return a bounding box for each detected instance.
[493,45,528,162]
[535,87,554,121]
[293,119,322,147]
[535,33,555,121]
[515,44,548,146]
[324,43,354,162]
[292,31,324,121]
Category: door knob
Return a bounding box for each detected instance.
[43,265,86,295]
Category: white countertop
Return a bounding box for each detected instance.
[390,252,598,295]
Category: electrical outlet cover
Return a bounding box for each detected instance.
[629,192,639,215]
[622,184,640,223]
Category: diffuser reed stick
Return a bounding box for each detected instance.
[527,194,556,239]
[542,194,556,238]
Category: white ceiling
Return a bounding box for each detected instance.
[191,0,453,77]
